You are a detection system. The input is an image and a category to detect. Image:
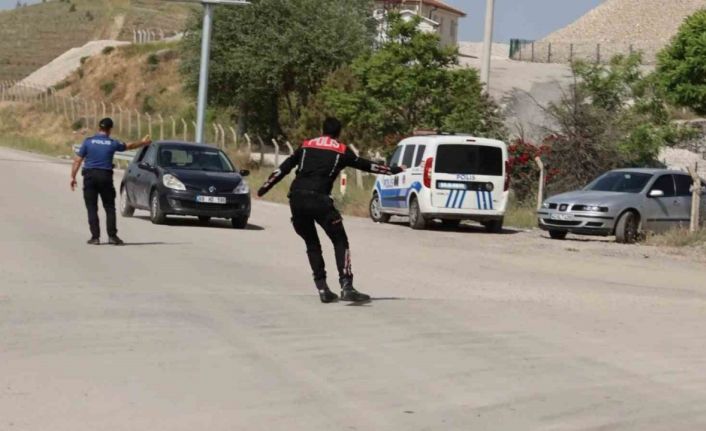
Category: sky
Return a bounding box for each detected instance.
[1,0,606,42]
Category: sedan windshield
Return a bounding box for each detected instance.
[158,147,235,172]
[586,171,653,193]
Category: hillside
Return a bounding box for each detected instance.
[0,0,194,81]
[542,0,706,44]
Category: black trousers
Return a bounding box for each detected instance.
[289,190,352,284]
[82,169,117,238]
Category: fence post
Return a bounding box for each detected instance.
[101,101,106,118]
[212,123,219,146]
[229,126,238,150]
[349,144,364,188]
[340,171,348,196]
[629,44,634,56]
[534,156,545,210]
[271,138,280,166]
[117,105,124,134]
[687,164,702,232]
[547,42,552,63]
[135,110,142,139]
[244,133,253,153]
[93,100,98,128]
[70,97,76,121]
[285,141,294,155]
[596,43,601,64]
[218,124,226,148]
[181,118,188,141]
[146,113,152,140]
[192,121,197,141]
[157,114,164,141]
[62,95,69,120]
[531,42,535,62]
[132,28,137,43]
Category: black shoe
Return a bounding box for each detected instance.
[315,279,338,303]
[86,237,100,245]
[108,236,124,246]
[340,280,371,303]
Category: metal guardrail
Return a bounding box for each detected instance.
[71,144,137,162]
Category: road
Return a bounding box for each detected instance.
[1,146,706,431]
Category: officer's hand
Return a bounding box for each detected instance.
[70,179,77,191]
[141,135,152,146]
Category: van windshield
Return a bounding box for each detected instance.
[435,144,503,176]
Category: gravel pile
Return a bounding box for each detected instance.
[542,0,706,44]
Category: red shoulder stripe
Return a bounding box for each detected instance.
[302,137,347,154]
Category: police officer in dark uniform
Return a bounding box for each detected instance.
[257,118,404,303]
[70,118,151,245]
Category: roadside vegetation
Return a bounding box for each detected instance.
[645,229,706,248]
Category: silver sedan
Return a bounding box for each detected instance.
[537,168,705,243]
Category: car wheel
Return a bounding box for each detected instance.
[549,230,568,240]
[198,216,211,223]
[484,218,504,233]
[370,193,391,223]
[408,197,427,230]
[231,216,248,229]
[615,211,640,244]
[441,219,461,229]
[150,190,167,225]
[120,186,135,217]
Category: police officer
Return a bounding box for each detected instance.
[70,118,152,245]
[257,118,404,303]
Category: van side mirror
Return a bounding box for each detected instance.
[240,169,250,177]
[649,189,664,198]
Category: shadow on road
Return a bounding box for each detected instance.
[388,220,522,235]
[119,242,189,246]
[134,216,265,231]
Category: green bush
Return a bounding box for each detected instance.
[146,53,159,71]
[102,46,115,55]
[99,80,116,96]
[71,118,85,131]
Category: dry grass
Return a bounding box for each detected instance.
[505,204,538,230]
[645,229,706,248]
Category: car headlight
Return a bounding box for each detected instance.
[584,205,603,212]
[163,174,186,191]
[573,204,609,212]
[233,180,249,194]
[542,201,550,208]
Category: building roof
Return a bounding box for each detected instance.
[382,0,467,18]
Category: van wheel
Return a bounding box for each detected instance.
[150,190,167,225]
[615,211,640,244]
[370,193,390,223]
[120,186,135,217]
[549,230,567,240]
[408,197,427,230]
[484,218,504,233]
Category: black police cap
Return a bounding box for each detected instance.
[99,117,114,130]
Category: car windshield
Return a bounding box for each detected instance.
[157,147,235,172]
[585,171,653,193]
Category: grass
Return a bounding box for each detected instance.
[645,229,706,248]
[0,135,72,157]
[505,204,538,229]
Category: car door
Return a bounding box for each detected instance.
[673,174,696,228]
[377,145,404,212]
[643,174,676,233]
[124,147,148,207]
[134,144,158,207]
[396,143,417,213]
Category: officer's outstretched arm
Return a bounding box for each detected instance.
[257,149,302,197]
[125,135,152,151]
[70,156,83,191]
[344,148,404,175]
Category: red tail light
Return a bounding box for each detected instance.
[504,160,511,191]
[423,157,433,188]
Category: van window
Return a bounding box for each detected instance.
[435,145,502,176]
[389,146,403,167]
[402,145,415,168]
[414,145,426,166]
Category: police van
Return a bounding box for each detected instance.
[369,134,509,231]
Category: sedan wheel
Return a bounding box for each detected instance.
[615,211,639,244]
[120,186,135,217]
[150,191,167,225]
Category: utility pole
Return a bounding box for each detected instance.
[480,0,495,90]
[194,0,250,144]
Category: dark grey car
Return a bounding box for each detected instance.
[538,169,705,243]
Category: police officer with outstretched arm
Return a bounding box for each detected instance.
[70,118,151,245]
[257,117,404,303]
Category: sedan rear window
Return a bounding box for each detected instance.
[435,144,502,176]
[587,172,652,193]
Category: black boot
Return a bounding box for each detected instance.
[86,237,100,245]
[315,279,338,304]
[340,278,371,303]
[108,236,125,246]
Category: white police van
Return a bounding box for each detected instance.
[369,134,509,231]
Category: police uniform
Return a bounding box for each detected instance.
[258,135,402,302]
[76,132,127,240]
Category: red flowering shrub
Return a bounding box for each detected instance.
[507,139,551,204]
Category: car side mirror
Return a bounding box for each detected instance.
[138,162,156,172]
[240,169,250,177]
[649,189,664,198]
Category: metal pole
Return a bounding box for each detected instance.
[480,0,495,89]
[195,3,214,144]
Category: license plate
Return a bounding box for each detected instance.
[196,195,226,204]
[550,213,574,221]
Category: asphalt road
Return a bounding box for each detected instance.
[2,146,706,431]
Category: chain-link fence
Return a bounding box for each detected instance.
[509,39,662,64]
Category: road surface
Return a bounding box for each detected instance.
[1,146,706,430]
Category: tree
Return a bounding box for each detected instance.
[181,0,374,138]
[656,9,706,115]
[307,15,505,151]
